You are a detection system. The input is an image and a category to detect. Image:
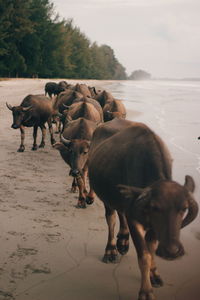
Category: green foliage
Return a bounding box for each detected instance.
[0,0,127,79]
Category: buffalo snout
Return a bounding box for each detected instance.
[69,169,81,177]
[156,242,185,260]
[11,124,19,129]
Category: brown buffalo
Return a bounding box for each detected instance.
[54,117,97,208]
[6,94,56,152]
[88,118,198,300]
[63,98,103,125]
[95,90,114,108]
[103,99,126,121]
[51,90,83,133]
[74,83,92,97]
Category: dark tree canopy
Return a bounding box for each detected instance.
[0,0,127,79]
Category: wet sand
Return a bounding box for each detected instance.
[0,79,199,300]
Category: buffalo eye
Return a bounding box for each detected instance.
[82,149,88,155]
[181,207,188,213]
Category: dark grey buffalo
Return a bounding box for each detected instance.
[88,118,198,300]
[6,94,56,152]
[45,82,65,98]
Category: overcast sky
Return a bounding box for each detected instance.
[52,0,200,78]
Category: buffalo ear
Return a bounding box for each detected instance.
[117,184,144,201]
[184,175,195,193]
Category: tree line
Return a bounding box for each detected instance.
[0,0,127,79]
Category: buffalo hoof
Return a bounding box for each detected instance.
[116,233,129,255]
[102,253,119,264]
[39,143,45,148]
[32,145,38,151]
[51,139,56,145]
[150,273,164,288]
[71,186,77,193]
[76,200,86,209]
[86,196,94,205]
[138,290,155,300]
[17,146,25,152]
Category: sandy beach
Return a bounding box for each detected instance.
[0,78,199,300]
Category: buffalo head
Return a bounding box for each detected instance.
[104,110,123,122]
[6,103,32,129]
[53,135,90,177]
[118,175,198,260]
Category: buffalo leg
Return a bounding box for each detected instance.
[116,212,129,255]
[32,125,38,150]
[103,205,118,263]
[145,230,163,288]
[82,167,91,202]
[127,219,155,300]
[76,175,86,208]
[18,125,25,152]
[47,118,56,145]
[39,124,46,148]
[71,178,77,193]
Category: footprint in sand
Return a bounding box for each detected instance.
[10,246,38,259]
[25,264,51,274]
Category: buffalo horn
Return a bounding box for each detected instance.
[22,106,32,111]
[182,175,198,228]
[60,135,71,146]
[181,195,198,228]
[62,103,70,109]
[6,102,13,111]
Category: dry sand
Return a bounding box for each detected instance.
[0,79,199,300]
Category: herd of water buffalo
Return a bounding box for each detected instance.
[6,81,199,300]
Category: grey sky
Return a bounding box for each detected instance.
[52,0,200,78]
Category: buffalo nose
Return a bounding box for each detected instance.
[70,169,80,177]
[156,242,185,260]
[11,124,19,129]
[166,244,180,256]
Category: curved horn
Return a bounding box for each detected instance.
[57,112,63,118]
[184,175,195,192]
[181,195,199,228]
[62,103,70,109]
[6,102,13,111]
[182,175,198,228]
[60,135,71,146]
[93,87,98,95]
[22,106,32,112]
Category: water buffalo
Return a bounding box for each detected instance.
[63,98,103,124]
[103,99,126,121]
[45,82,65,98]
[52,90,83,133]
[95,90,114,108]
[6,94,56,152]
[54,117,97,208]
[74,83,92,98]
[88,118,198,300]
